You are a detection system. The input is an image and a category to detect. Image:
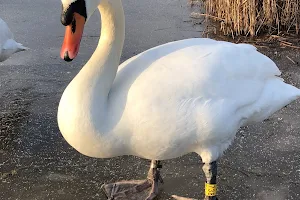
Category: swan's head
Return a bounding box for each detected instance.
[60,0,101,61]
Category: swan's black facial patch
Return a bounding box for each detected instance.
[61,0,87,26]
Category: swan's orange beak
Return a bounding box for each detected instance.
[60,13,85,62]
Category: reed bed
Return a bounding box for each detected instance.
[191,0,300,36]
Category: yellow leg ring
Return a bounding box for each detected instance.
[205,183,217,196]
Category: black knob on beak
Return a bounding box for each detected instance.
[60,0,87,26]
[61,5,74,26]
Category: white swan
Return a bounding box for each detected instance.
[0,18,28,62]
[58,0,300,199]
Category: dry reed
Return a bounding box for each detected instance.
[191,0,300,36]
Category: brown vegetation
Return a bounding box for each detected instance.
[190,0,300,36]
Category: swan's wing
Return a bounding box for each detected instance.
[114,39,300,132]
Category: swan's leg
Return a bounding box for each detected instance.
[146,160,164,200]
[101,160,163,200]
[172,161,219,200]
[202,161,218,200]
[172,160,219,200]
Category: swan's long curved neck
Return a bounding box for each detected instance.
[79,0,125,102]
[58,0,125,158]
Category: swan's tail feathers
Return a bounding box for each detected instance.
[280,81,300,102]
[3,39,29,52]
[246,78,300,124]
[0,40,29,62]
[287,84,300,98]
[16,43,29,52]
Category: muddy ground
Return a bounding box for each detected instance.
[1,0,300,200]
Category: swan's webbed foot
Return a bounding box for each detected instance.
[101,180,152,200]
[101,160,163,200]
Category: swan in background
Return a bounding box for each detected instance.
[0,17,28,62]
[57,0,300,199]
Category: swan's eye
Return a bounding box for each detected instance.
[61,0,87,26]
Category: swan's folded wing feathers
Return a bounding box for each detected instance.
[198,42,294,126]
[116,39,295,130]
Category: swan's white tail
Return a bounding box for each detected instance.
[247,78,300,123]
[0,40,29,62]
[16,43,29,52]
[3,39,28,52]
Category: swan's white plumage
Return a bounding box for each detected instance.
[108,38,300,162]
[58,0,300,164]
[0,18,28,62]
